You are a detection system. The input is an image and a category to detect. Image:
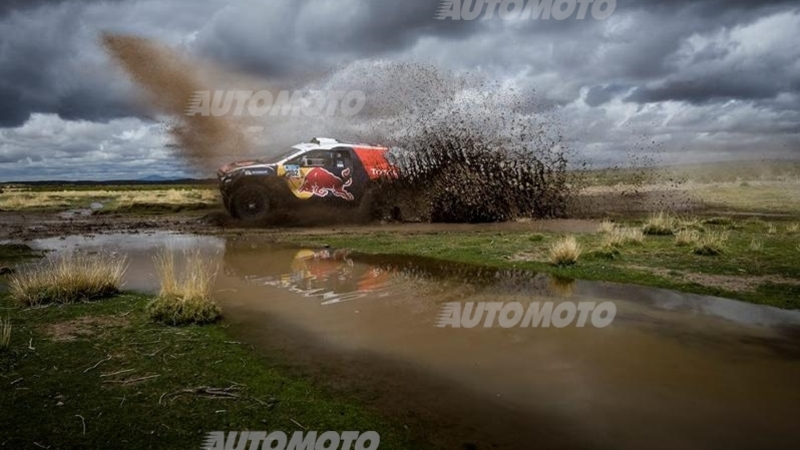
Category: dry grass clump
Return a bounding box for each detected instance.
[749,238,764,251]
[603,227,645,247]
[9,253,127,306]
[642,211,677,236]
[692,231,729,256]
[147,249,221,326]
[597,220,616,234]
[0,318,11,351]
[675,229,700,246]
[549,235,582,266]
[786,223,799,233]
[768,223,777,235]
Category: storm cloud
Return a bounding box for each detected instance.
[0,0,798,180]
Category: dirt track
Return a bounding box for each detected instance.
[0,210,601,242]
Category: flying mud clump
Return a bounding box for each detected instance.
[383,122,571,223]
[311,62,574,223]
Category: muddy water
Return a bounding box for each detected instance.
[31,234,800,450]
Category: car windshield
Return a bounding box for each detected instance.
[260,148,301,164]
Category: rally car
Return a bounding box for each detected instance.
[217,138,397,222]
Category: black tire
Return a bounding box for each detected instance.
[357,188,379,223]
[231,184,271,223]
[222,194,239,218]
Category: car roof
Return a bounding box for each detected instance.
[290,138,386,152]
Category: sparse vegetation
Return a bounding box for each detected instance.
[598,219,616,234]
[0,184,218,213]
[9,253,127,306]
[692,232,729,256]
[768,223,778,234]
[549,235,582,266]
[787,223,799,233]
[603,227,645,247]
[702,216,733,226]
[147,249,221,325]
[642,211,677,235]
[0,317,11,351]
[0,292,418,449]
[281,213,800,309]
[675,229,700,246]
[749,238,764,251]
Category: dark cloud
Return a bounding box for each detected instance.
[585,84,630,107]
[0,0,799,180]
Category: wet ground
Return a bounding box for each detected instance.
[27,232,800,450]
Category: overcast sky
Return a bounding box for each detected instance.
[0,0,798,181]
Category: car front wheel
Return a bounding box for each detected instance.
[231,184,271,223]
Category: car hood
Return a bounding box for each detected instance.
[218,160,276,176]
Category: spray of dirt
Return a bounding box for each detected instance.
[254,61,575,222]
[101,33,250,171]
[101,35,575,222]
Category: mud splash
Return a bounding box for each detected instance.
[101,34,250,170]
[102,36,573,222]
[305,62,574,221]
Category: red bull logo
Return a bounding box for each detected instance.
[297,167,354,200]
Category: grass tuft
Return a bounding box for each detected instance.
[749,238,764,251]
[549,235,582,266]
[603,227,645,247]
[642,211,676,236]
[786,223,799,233]
[597,220,616,234]
[692,232,729,256]
[675,229,700,246]
[0,317,11,351]
[147,249,221,326]
[702,216,733,226]
[768,223,777,235]
[588,247,621,260]
[9,253,126,306]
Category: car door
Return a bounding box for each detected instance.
[284,149,355,202]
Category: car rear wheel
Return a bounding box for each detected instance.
[231,184,270,223]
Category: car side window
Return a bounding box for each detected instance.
[291,150,331,168]
[331,148,352,169]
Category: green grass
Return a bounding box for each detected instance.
[0,244,42,265]
[0,292,420,450]
[274,218,800,309]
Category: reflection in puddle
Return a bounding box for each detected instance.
[30,232,225,293]
[30,234,800,450]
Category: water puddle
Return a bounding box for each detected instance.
[29,234,800,449]
[30,232,225,292]
[58,202,105,219]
